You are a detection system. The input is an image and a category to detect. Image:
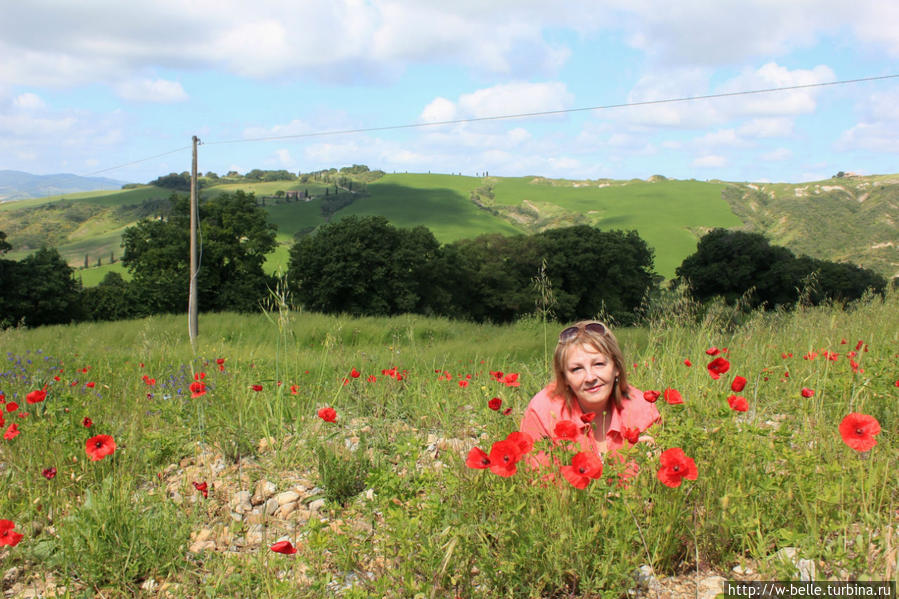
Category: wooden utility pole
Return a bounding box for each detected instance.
[188,135,199,347]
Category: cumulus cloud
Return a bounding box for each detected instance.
[837,87,899,154]
[761,148,793,161]
[115,78,188,103]
[421,82,574,124]
[0,0,591,86]
[13,93,45,110]
[693,154,727,168]
[619,63,834,130]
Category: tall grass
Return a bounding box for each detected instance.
[0,291,895,597]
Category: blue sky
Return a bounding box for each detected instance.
[2,0,898,184]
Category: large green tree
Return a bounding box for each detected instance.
[120,191,277,315]
[80,271,139,322]
[1,247,83,327]
[535,226,656,325]
[675,229,886,309]
[287,216,444,316]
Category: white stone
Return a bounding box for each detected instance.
[275,490,300,506]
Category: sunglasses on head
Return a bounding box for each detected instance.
[559,322,607,342]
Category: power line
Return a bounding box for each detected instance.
[86,73,899,174]
[204,73,899,146]
[86,145,192,176]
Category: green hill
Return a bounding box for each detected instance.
[1,171,895,285]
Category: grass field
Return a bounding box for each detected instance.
[1,172,896,286]
[342,173,524,242]
[0,291,895,597]
[489,178,740,277]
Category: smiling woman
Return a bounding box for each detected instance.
[520,321,659,455]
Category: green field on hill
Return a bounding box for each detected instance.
[1,171,896,286]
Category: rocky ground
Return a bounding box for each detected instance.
[2,429,859,599]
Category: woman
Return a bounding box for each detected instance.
[520,321,659,455]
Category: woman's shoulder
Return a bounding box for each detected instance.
[527,382,565,408]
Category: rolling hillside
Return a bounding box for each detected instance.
[0,171,895,286]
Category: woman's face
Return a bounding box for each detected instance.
[564,343,619,412]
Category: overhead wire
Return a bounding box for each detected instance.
[85,73,899,175]
[203,74,899,145]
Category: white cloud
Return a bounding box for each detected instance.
[618,63,834,131]
[420,97,457,123]
[693,155,727,168]
[837,87,899,154]
[695,128,748,148]
[421,82,573,126]
[838,123,899,153]
[761,148,793,161]
[115,78,188,103]
[274,149,293,166]
[13,92,45,110]
[738,118,794,138]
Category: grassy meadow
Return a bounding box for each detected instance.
[2,172,897,285]
[0,290,895,597]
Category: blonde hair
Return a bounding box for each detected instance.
[551,321,629,414]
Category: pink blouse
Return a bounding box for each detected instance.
[520,382,660,454]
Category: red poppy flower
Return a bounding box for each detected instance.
[189,381,206,398]
[705,347,720,355]
[553,420,581,441]
[657,447,698,488]
[367,375,377,383]
[838,413,881,452]
[251,384,263,392]
[706,357,730,379]
[216,358,226,371]
[730,376,747,392]
[488,439,521,477]
[195,372,206,381]
[502,373,520,387]
[4,423,20,440]
[663,388,683,405]
[683,359,692,367]
[270,540,298,554]
[855,340,864,351]
[5,402,17,413]
[800,387,815,398]
[505,431,534,456]
[0,520,23,547]
[86,381,95,389]
[42,467,57,480]
[580,412,596,423]
[0,414,4,428]
[457,380,469,388]
[643,390,660,403]
[26,389,46,404]
[465,447,491,469]
[193,481,209,498]
[85,434,116,461]
[623,427,640,444]
[487,397,502,411]
[727,395,749,412]
[894,380,899,388]
[143,376,156,386]
[317,407,337,423]
[290,385,299,394]
[561,451,603,489]
[350,368,360,379]
[82,417,93,428]
[804,351,818,360]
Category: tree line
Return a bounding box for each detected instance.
[0,191,889,329]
